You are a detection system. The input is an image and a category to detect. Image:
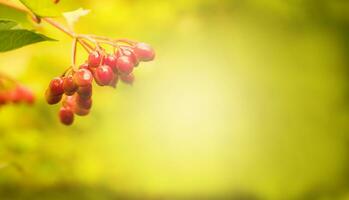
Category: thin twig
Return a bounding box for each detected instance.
[71,37,77,71]
[0,0,92,52]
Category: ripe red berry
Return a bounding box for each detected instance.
[88,51,102,68]
[49,77,64,96]
[17,86,35,104]
[79,63,90,70]
[116,56,134,75]
[94,65,114,86]
[0,93,7,105]
[59,106,74,125]
[45,89,62,105]
[62,95,75,109]
[120,73,135,85]
[103,54,118,72]
[108,73,118,88]
[9,89,21,103]
[73,69,93,87]
[63,75,78,96]
[76,95,92,110]
[74,106,90,116]
[116,48,139,67]
[134,43,155,61]
[77,84,92,100]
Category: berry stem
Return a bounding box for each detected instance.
[81,34,136,46]
[71,38,78,71]
[77,34,101,51]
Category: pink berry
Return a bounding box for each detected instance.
[116,56,134,75]
[73,69,93,87]
[134,43,155,61]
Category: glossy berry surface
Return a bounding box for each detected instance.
[95,65,114,86]
[134,43,155,61]
[45,90,62,105]
[117,48,139,66]
[74,69,93,87]
[63,75,78,95]
[88,51,102,68]
[103,54,117,72]
[49,77,64,96]
[116,56,134,75]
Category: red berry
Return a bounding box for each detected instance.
[0,93,7,105]
[116,48,139,66]
[9,89,21,103]
[63,75,78,95]
[59,106,74,125]
[77,84,92,100]
[108,73,118,88]
[74,106,90,116]
[88,51,102,68]
[62,95,75,109]
[45,89,62,105]
[134,43,155,61]
[103,54,118,72]
[120,73,135,85]
[116,56,134,75]
[76,95,92,110]
[73,69,93,87]
[49,77,64,96]
[94,65,114,86]
[79,63,89,70]
[17,86,35,104]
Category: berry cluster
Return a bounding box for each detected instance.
[45,41,155,125]
[0,84,35,106]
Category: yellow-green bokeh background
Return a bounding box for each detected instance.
[1,0,349,199]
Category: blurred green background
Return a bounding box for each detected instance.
[1,0,349,199]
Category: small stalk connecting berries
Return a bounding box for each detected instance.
[45,36,155,125]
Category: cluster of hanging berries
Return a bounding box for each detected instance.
[0,75,35,106]
[45,39,155,126]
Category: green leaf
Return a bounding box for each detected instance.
[0,19,55,52]
[19,0,60,17]
[0,19,18,30]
